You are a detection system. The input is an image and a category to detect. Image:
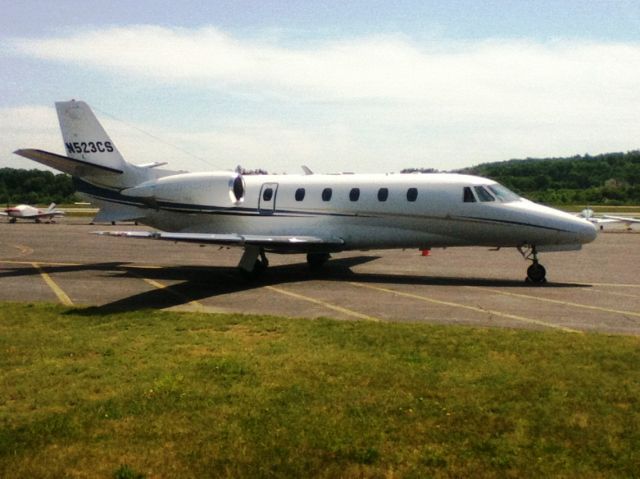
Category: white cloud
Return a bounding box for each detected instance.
[4,26,640,171]
[9,26,640,108]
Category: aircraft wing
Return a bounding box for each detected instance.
[93,230,345,252]
[25,211,65,218]
[585,217,620,225]
[603,215,640,224]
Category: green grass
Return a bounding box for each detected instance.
[1,303,640,478]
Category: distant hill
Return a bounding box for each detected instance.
[461,151,640,205]
[0,168,78,205]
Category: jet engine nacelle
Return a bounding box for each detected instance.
[121,171,245,206]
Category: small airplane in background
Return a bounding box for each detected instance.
[0,203,65,223]
[578,208,640,230]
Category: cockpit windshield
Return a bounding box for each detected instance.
[487,184,520,202]
[473,186,495,202]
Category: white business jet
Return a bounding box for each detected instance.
[1,203,64,223]
[14,101,596,282]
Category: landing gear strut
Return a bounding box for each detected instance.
[518,245,547,284]
[238,246,269,279]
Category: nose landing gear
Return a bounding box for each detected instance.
[518,245,547,284]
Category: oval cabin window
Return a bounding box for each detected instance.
[378,188,388,202]
[349,188,360,202]
[263,188,273,202]
[295,188,305,201]
[322,188,332,201]
[407,188,418,202]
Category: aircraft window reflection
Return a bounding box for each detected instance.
[487,184,520,202]
[349,188,360,201]
[262,188,274,202]
[322,188,332,201]
[407,188,418,202]
[463,187,476,203]
[295,188,305,201]
[378,188,389,202]
[474,186,495,202]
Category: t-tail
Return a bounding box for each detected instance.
[14,100,176,222]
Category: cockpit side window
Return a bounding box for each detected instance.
[463,186,476,203]
[474,186,495,202]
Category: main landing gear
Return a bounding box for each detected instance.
[237,247,332,278]
[238,246,269,279]
[518,245,547,284]
[307,252,331,271]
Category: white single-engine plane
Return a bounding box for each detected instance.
[1,203,64,223]
[14,100,597,282]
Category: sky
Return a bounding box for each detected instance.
[2,0,640,173]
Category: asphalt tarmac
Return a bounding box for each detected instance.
[1,218,639,334]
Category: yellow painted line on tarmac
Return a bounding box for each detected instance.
[265,285,379,321]
[590,289,640,300]
[470,286,640,319]
[1,259,81,267]
[141,278,205,312]
[350,282,580,333]
[30,262,73,306]
[0,259,164,270]
[567,281,640,289]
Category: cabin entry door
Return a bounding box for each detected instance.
[258,183,278,215]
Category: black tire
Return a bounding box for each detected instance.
[527,262,547,283]
[307,253,330,270]
[240,258,267,280]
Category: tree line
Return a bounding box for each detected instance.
[0,168,78,205]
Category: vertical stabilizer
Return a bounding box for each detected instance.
[55,100,127,172]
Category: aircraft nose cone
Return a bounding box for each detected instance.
[576,219,597,244]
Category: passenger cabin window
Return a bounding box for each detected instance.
[378,187,389,202]
[322,188,333,201]
[463,186,476,203]
[406,188,418,202]
[262,188,274,202]
[295,188,305,201]
[349,188,360,201]
[474,186,495,202]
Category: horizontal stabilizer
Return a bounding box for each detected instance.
[14,149,123,176]
[93,230,344,251]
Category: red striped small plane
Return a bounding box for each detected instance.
[1,203,65,223]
